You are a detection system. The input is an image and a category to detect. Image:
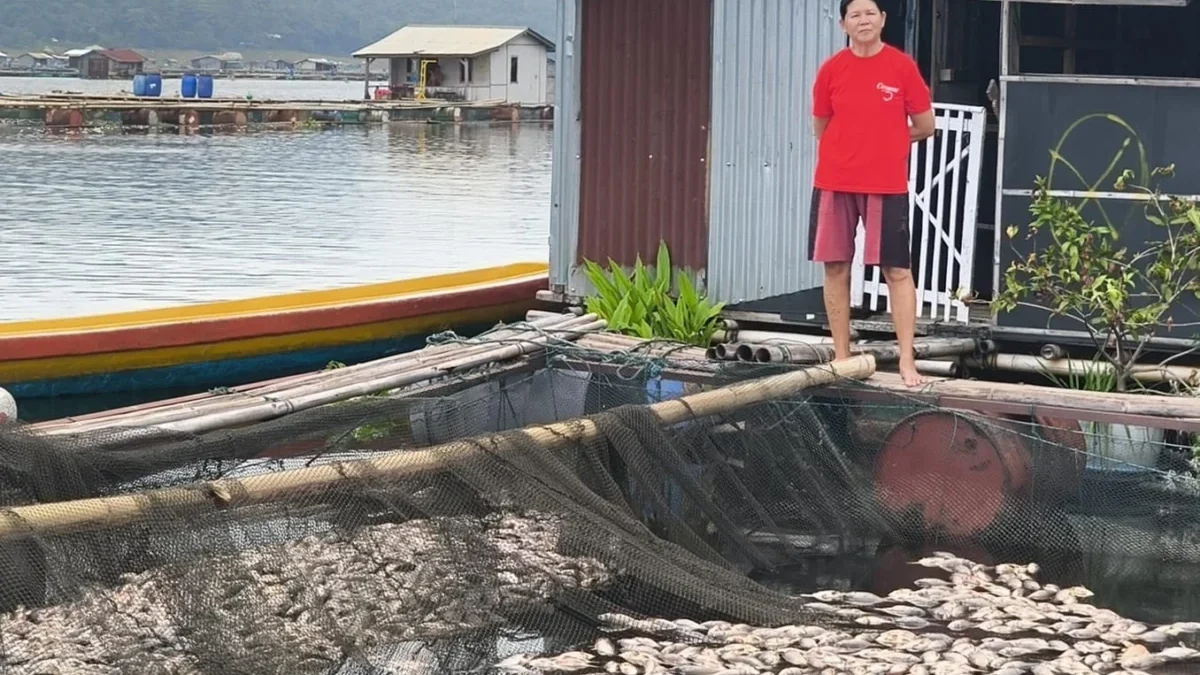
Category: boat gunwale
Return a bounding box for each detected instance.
[0,262,548,337]
[0,274,548,361]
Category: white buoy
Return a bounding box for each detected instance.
[0,387,15,424]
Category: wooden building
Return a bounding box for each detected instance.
[544,0,1200,352]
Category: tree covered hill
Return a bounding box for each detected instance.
[0,0,558,56]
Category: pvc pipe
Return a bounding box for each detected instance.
[1040,343,1066,360]
[970,353,1200,386]
[718,329,834,346]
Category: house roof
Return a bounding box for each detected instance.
[102,49,145,63]
[353,25,554,59]
[63,45,104,58]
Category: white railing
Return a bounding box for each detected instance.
[851,102,987,324]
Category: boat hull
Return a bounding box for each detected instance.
[0,263,547,400]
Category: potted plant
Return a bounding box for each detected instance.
[996,164,1200,473]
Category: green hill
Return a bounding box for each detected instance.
[0,0,558,56]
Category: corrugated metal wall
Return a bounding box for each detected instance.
[575,0,714,279]
[707,0,845,304]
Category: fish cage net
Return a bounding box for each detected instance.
[1,338,1199,674]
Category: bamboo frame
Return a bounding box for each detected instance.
[0,355,876,540]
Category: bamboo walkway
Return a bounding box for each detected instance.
[27,312,604,439]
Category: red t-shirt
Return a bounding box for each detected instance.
[813,44,932,195]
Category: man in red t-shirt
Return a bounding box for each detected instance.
[809,0,935,387]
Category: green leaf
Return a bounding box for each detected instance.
[655,241,672,294]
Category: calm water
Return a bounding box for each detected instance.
[0,122,552,321]
[0,75,371,100]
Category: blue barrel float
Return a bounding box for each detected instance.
[197,74,214,99]
[145,73,163,97]
[132,73,148,96]
[181,73,198,98]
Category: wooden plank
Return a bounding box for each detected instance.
[838,371,1200,431]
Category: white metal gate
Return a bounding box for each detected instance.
[851,102,987,324]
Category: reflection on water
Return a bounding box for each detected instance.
[0,122,552,321]
[750,472,1200,628]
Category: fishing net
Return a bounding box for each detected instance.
[0,330,1199,675]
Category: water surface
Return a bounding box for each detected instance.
[0,122,552,322]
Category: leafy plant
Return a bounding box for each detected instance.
[1039,357,1119,393]
[995,144,1200,391]
[581,240,725,347]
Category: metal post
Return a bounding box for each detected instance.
[991,0,1011,317]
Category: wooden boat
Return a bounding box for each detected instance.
[0,262,547,400]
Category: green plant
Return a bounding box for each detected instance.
[1040,357,1120,393]
[581,241,725,347]
[995,139,1200,391]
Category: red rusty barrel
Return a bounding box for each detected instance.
[1021,415,1088,504]
[44,108,84,128]
[266,109,299,124]
[213,110,247,127]
[874,410,1033,538]
[161,109,199,127]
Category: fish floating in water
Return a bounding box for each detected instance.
[504,552,1200,675]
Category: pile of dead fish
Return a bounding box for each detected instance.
[0,511,612,675]
[496,553,1200,674]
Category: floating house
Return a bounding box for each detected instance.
[295,57,338,73]
[12,53,65,70]
[543,0,1199,354]
[191,52,244,72]
[353,25,555,105]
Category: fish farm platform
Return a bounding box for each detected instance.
[0,93,554,128]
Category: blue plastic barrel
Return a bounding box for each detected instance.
[181,73,198,98]
[197,74,214,99]
[145,73,163,97]
[132,73,147,97]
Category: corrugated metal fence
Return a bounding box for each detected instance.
[707,0,844,304]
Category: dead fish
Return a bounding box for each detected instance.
[880,605,927,618]
[804,590,844,603]
[894,616,931,630]
[843,591,886,607]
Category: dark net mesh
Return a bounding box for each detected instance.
[0,339,1198,675]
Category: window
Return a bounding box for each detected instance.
[510,56,519,84]
[459,58,473,83]
[405,58,414,74]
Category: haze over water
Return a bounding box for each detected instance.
[0,78,552,322]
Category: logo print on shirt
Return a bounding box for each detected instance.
[877,82,900,102]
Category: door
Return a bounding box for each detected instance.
[850,102,988,323]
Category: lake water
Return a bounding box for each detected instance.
[0,108,552,322]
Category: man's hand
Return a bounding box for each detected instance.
[909,110,935,142]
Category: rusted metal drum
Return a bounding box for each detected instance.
[266,109,299,124]
[874,410,1033,538]
[1023,415,1088,504]
[119,109,158,126]
[44,108,84,128]
[212,110,247,127]
[161,109,199,127]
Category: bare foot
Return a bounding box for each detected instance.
[898,360,926,388]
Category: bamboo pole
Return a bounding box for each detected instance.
[37,313,587,435]
[0,355,875,540]
[739,338,977,365]
[155,317,608,435]
[862,371,1200,421]
[968,353,1200,387]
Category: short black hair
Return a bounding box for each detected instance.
[840,0,882,18]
